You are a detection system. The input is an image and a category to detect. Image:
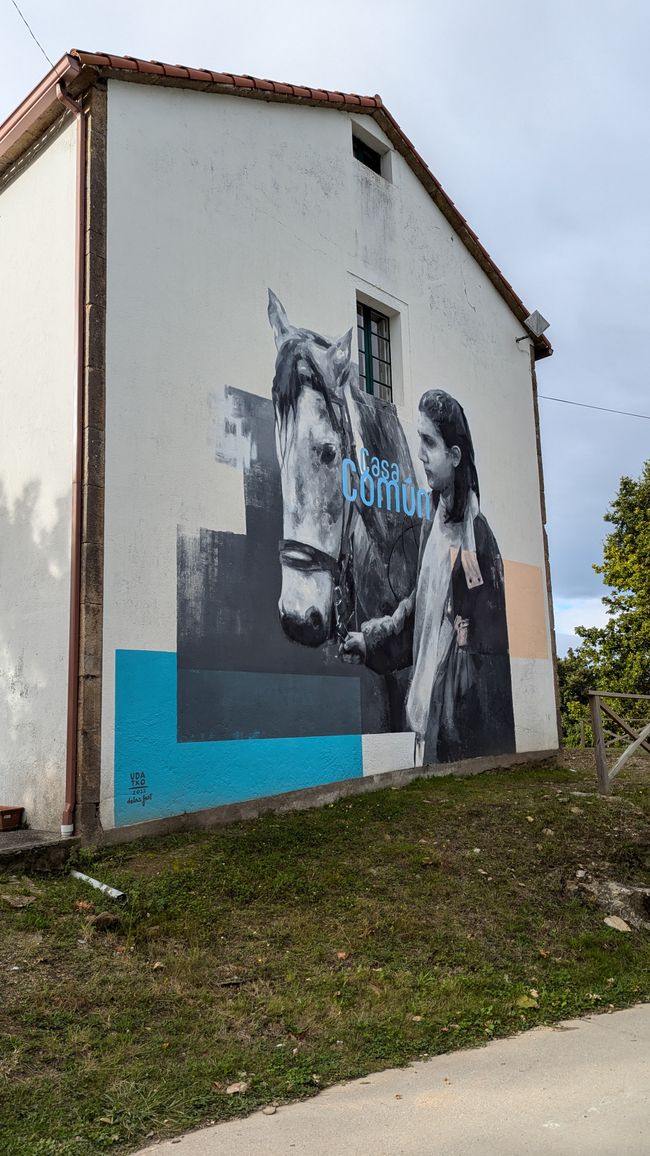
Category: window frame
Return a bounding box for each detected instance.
[352,134,382,175]
[357,301,393,403]
[350,120,394,183]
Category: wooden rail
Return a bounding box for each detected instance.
[588,691,650,794]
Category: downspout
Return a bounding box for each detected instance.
[57,84,87,837]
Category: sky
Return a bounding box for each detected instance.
[2,0,648,655]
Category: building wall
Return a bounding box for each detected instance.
[0,122,76,830]
[102,80,557,829]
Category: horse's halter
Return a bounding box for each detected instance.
[278,390,358,643]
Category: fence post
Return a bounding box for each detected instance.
[579,719,585,749]
[589,692,610,794]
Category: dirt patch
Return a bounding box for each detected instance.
[557,747,650,779]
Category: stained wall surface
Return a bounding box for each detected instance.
[0,122,76,830]
[102,81,558,829]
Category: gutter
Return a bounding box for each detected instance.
[0,55,83,177]
[56,83,87,838]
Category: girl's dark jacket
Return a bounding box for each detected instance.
[363,508,516,765]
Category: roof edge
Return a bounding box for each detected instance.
[372,106,552,359]
[67,50,384,109]
[0,50,552,359]
[0,54,93,176]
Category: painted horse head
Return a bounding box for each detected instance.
[268,289,354,647]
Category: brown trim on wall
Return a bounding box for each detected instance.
[75,82,107,838]
[530,346,563,747]
[58,86,87,838]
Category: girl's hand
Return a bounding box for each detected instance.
[339,631,366,663]
[453,615,470,648]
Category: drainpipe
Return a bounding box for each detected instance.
[57,84,87,838]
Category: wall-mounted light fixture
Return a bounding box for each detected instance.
[516,310,550,344]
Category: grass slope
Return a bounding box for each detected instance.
[1,757,650,1154]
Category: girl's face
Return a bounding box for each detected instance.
[417,413,460,493]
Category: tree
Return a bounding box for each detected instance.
[557,460,650,744]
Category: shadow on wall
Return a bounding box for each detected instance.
[0,480,70,829]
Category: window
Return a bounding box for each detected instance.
[357,302,392,402]
[352,134,382,175]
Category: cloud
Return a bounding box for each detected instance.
[2,0,648,610]
[555,633,578,659]
[553,595,611,657]
[553,596,609,638]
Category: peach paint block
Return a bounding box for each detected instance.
[503,560,549,660]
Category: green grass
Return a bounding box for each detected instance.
[1,756,650,1154]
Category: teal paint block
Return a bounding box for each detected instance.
[114,650,363,826]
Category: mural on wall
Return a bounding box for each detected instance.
[115,288,522,825]
[177,290,514,762]
[177,293,421,743]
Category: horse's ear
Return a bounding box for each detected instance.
[268,289,291,348]
[328,328,353,391]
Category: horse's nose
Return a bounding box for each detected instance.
[279,605,327,647]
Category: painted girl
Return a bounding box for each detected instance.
[341,389,515,764]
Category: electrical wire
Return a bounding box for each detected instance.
[5,9,647,432]
[538,395,650,421]
[9,0,55,70]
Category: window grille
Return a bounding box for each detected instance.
[357,302,392,402]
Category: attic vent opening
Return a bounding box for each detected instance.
[352,134,382,175]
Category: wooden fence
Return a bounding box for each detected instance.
[588,691,650,795]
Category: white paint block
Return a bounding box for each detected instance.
[362,732,415,776]
[511,657,559,752]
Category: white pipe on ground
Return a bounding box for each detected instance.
[70,869,127,904]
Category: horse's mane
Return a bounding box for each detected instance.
[353,386,414,480]
[272,332,339,454]
[272,333,419,539]
[351,384,420,550]
[271,330,419,608]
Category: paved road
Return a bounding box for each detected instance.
[137,1004,649,1154]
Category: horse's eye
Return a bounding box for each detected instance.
[320,443,337,465]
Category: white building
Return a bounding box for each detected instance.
[0,50,559,842]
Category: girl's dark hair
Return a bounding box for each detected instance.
[418,389,479,523]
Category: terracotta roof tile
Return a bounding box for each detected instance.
[66,51,386,112]
[0,49,551,358]
[186,67,211,82]
[76,52,110,67]
[105,54,137,70]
